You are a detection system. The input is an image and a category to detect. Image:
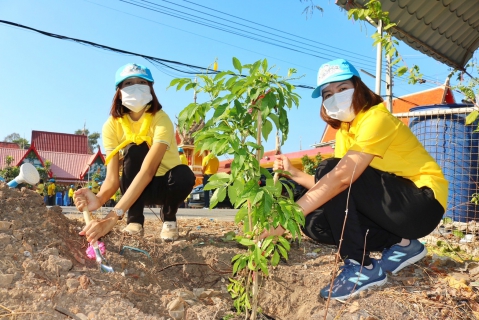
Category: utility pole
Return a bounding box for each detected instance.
[386,54,393,112]
[375,19,383,96]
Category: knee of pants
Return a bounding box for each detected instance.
[123,142,149,162]
[315,158,341,181]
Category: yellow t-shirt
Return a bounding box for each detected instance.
[179,154,188,165]
[334,103,448,210]
[36,183,44,195]
[202,155,219,175]
[47,183,56,196]
[102,110,180,176]
[68,188,74,197]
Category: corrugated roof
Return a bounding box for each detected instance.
[0,148,28,169]
[0,146,101,183]
[38,150,93,181]
[336,0,479,70]
[0,142,20,149]
[32,130,90,154]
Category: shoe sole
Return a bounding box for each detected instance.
[390,246,427,275]
[122,229,144,236]
[323,275,388,301]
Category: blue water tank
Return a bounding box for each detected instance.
[409,103,479,222]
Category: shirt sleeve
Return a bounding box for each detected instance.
[348,109,399,158]
[153,113,174,149]
[102,117,119,152]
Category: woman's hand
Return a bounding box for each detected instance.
[79,216,118,243]
[73,188,102,212]
[260,225,286,240]
[273,155,296,179]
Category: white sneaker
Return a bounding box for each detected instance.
[161,221,179,241]
[122,223,144,236]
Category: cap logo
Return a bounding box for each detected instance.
[120,64,147,77]
[318,64,342,82]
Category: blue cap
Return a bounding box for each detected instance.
[49,178,55,182]
[311,59,360,99]
[70,185,74,187]
[178,147,184,153]
[115,63,154,88]
[94,177,100,181]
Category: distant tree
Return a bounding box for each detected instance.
[74,129,100,153]
[3,133,30,149]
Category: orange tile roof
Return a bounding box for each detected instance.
[32,130,90,154]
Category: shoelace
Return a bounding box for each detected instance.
[337,260,361,278]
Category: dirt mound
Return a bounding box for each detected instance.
[1,183,477,319]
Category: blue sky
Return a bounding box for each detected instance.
[0,0,457,155]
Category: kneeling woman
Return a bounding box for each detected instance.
[272,59,447,301]
[74,63,195,242]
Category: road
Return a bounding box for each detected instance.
[58,206,238,222]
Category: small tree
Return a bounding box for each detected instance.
[301,152,322,175]
[170,57,304,319]
[37,160,52,181]
[0,155,19,181]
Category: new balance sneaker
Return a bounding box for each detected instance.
[161,221,179,241]
[320,259,387,301]
[122,223,144,236]
[381,239,427,274]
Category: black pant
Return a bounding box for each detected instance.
[120,143,196,225]
[48,195,55,206]
[302,158,444,265]
[203,174,212,208]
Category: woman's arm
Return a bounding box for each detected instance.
[78,143,167,243]
[297,150,375,215]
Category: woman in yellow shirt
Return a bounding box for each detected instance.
[36,179,44,196]
[271,59,447,301]
[74,63,195,241]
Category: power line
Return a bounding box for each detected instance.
[0,19,315,90]
[147,0,381,67]
[118,0,442,86]
[119,0,381,71]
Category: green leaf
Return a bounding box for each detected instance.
[232,57,242,74]
[466,110,479,125]
[238,237,256,246]
[396,66,408,77]
[213,104,228,119]
[278,236,291,251]
[271,250,280,266]
[261,119,273,141]
[234,206,248,223]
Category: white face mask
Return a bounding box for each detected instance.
[120,84,153,113]
[323,88,355,122]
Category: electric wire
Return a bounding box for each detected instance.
[141,0,381,68]
[120,0,380,71]
[0,19,315,89]
[118,0,442,86]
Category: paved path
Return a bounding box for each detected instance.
[58,206,238,222]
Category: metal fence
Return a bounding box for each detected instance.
[395,104,479,246]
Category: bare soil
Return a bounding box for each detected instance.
[1,183,479,320]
